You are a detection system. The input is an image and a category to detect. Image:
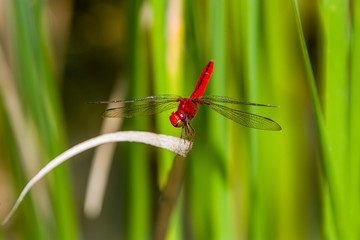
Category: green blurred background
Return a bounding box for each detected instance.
[0,0,359,239]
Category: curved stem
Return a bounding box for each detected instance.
[2,131,191,225]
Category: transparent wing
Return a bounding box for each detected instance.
[103,101,179,118]
[200,95,277,107]
[204,102,282,131]
[89,94,181,104]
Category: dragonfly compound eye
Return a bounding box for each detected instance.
[169,112,184,127]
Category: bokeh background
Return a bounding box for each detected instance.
[0,0,359,239]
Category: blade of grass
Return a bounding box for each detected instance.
[1,110,48,239]
[181,2,209,237]
[348,0,360,238]
[292,1,340,238]
[262,1,313,238]
[164,2,186,238]
[228,1,248,239]
[241,1,261,238]
[206,1,233,239]
[319,0,350,239]
[149,1,187,238]
[8,0,79,239]
[148,0,176,191]
[126,1,152,238]
[0,41,50,240]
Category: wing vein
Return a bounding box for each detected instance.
[200,95,277,107]
[204,102,281,131]
[103,101,179,118]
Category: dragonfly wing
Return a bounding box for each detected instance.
[205,102,282,131]
[200,95,277,107]
[90,95,181,104]
[103,101,179,118]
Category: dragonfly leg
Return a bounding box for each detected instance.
[181,124,189,140]
[180,125,186,139]
[183,125,189,139]
[188,123,195,140]
[180,122,195,149]
[182,122,195,142]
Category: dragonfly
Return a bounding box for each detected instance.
[92,60,281,141]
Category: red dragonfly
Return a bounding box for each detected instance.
[93,60,281,140]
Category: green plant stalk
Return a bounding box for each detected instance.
[263,0,313,238]
[228,2,247,238]
[164,0,186,236]
[292,1,340,238]
[320,0,350,239]
[207,0,232,239]
[128,42,152,240]
[183,0,204,66]
[149,0,184,238]
[3,116,48,240]
[320,0,349,173]
[348,0,360,238]
[127,143,151,240]
[150,0,167,96]
[126,1,151,238]
[149,0,175,190]
[9,1,78,239]
[242,0,261,238]
[181,1,204,236]
[0,36,47,240]
[182,2,208,238]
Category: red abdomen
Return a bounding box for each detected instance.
[190,60,214,98]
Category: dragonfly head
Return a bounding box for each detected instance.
[169,111,185,127]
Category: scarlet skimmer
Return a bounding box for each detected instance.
[93,60,282,140]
